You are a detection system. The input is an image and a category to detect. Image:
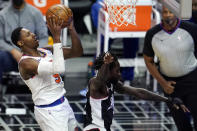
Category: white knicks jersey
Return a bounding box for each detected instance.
[19,48,66,105]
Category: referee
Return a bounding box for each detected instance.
[143,6,197,131]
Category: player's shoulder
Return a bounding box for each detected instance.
[89,77,97,85]
[19,58,37,69]
[89,77,103,87]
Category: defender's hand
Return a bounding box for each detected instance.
[104,52,113,64]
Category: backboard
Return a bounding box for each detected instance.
[161,0,192,20]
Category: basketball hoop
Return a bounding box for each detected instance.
[104,0,138,26]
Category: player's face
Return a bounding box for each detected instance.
[162,6,177,27]
[110,61,121,83]
[20,28,39,49]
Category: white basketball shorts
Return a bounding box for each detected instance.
[34,97,77,131]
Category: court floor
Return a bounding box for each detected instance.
[0,94,177,131]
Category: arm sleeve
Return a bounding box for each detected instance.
[0,15,14,51]
[143,29,155,57]
[37,43,65,75]
[52,43,65,73]
[34,10,48,47]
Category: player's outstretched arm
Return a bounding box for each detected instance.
[114,81,169,101]
[96,52,113,83]
[90,53,114,94]
[90,63,111,93]
[114,81,189,112]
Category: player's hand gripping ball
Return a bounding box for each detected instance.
[46,4,73,28]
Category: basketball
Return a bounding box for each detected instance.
[46,4,73,28]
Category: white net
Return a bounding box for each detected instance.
[104,0,138,26]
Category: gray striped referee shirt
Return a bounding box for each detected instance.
[143,20,197,77]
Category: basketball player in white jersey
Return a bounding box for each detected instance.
[84,52,189,131]
[11,16,83,131]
